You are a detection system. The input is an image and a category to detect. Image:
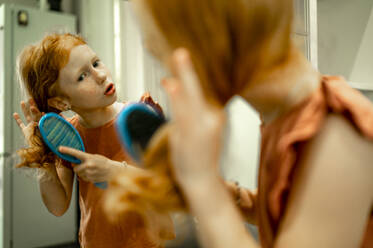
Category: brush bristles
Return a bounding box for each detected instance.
[42,116,83,151]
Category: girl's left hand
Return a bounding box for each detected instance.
[58,146,121,183]
[13,99,45,145]
[162,48,226,186]
[140,92,164,116]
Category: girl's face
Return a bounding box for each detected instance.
[57,44,117,112]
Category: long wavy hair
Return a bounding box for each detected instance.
[16,33,86,169]
[104,0,294,219]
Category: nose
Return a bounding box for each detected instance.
[92,68,107,84]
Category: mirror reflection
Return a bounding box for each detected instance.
[0,0,372,247]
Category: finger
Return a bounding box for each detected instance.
[30,106,42,120]
[58,146,87,161]
[141,93,164,116]
[73,164,87,175]
[75,171,89,182]
[29,99,43,120]
[13,113,26,129]
[29,98,37,107]
[29,99,41,113]
[73,165,95,182]
[161,77,186,122]
[172,48,205,104]
[29,102,40,113]
[21,101,32,123]
[139,92,150,102]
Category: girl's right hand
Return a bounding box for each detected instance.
[13,99,44,144]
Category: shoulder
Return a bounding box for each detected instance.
[310,113,373,170]
[63,113,79,127]
[275,113,373,247]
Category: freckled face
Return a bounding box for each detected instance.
[57,45,117,111]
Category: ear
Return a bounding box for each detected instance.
[47,97,71,111]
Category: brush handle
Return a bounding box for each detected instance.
[39,113,108,189]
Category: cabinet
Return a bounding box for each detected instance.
[0,4,77,248]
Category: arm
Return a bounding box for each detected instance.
[163,49,259,248]
[13,99,74,216]
[182,115,373,248]
[274,114,373,247]
[181,173,259,248]
[39,162,75,216]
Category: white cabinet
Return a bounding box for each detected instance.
[0,4,77,248]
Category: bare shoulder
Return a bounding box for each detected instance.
[274,114,373,248]
[317,113,373,176]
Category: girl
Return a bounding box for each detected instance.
[106,0,373,247]
[13,33,174,248]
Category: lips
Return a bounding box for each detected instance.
[104,83,116,96]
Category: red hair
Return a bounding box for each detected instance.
[16,33,86,169]
[143,0,294,105]
[104,0,295,220]
[18,33,86,113]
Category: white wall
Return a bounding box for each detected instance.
[220,97,261,189]
[118,1,146,102]
[350,7,373,84]
[318,0,373,79]
[77,0,116,90]
[0,0,38,8]
[0,0,75,13]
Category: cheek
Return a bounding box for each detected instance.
[72,88,100,99]
[86,89,99,95]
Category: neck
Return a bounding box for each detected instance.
[74,102,123,128]
[242,48,321,124]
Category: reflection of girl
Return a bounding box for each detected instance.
[107,0,373,247]
[13,33,174,248]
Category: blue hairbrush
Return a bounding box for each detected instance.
[39,113,107,189]
[116,103,166,163]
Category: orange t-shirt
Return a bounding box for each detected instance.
[242,76,372,247]
[69,110,174,248]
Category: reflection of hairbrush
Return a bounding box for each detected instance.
[39,113,107,189]
[116,103,166,163]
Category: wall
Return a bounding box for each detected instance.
[221,97,260,189]
[0,0,75,13]
[76,0,116,89]
[118,0,145,102]
[350,6,373,85]
[318,0,373,79]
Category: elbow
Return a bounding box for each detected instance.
[45,202,69,217]
[49,206,68,217]
[41,193,70,217]
[51,209,65,217]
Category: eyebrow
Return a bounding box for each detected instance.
[74,55,100,78]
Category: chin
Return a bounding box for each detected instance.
[107,94,118,105]
[111,92,118,104]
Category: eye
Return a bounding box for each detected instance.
[78,72,87,82]
[93,60,100,68]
